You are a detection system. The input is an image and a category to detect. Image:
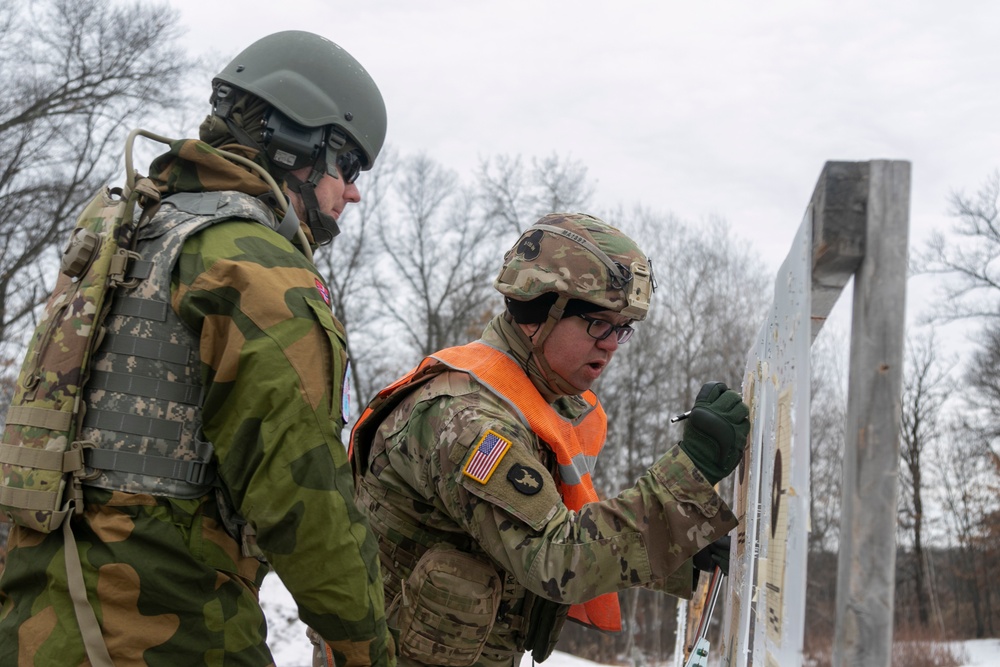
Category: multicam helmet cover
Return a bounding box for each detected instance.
[495,213,654,321]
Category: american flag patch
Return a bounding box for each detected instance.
[462,430,512,484]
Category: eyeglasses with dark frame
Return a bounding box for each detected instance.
[576,314,635,344]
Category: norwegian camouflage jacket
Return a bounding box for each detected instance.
[0,140,394,667]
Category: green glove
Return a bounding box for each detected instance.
[692,534,732,590]
[693,535,731,575]
[523,596,569,662]
[679,381,750,485]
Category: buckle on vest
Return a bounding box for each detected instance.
[73,441,104,481]
[109,248,143,288]
[184,459,216,486]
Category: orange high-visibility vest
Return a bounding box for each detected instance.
[350,341,622,632]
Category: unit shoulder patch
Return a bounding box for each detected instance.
[462,429,512,484]
[507,463,543,495]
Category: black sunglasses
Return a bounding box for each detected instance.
[327,150,363,184]
[576,314,635,344]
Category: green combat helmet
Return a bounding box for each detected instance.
[495,213,654,394]
[496,213,654,321]
[210,30,388,244]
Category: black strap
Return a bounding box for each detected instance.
[126,259,153,282]
[85,444,215,486]
[284,171,340,244]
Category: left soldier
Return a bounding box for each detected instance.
[0,31,395,667]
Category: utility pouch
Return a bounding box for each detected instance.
[394,544,502,667]
[0,177,159,532]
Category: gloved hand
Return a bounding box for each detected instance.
[693,534,731,576]
[679,381,750,485]
[692,534,732,591]
[524,596,570,662]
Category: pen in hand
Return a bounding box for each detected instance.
[670,410,691,423]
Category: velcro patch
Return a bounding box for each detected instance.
[462,430,512,484]
[507,463,543,495]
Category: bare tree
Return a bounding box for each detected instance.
[530,154,594,219]
[373,153,506,360]
[935,418,998,637]
[898,330,955,628]
[477,153,595,234]
[914,170,1000,324]
[477,155,528,233]
[809,326,847,555]
[0,0,189,559]
[909,170,1000,638]
[0,0,190,347]
[963,323,1000,446]
[637,211,769,404]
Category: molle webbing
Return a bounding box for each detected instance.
[0,180,158,535]
[79,191,277,497]
[355,463,532,656]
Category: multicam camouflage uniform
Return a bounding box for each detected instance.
[0,140,393,666]
[353,314,738,667]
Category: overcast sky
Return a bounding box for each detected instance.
[166,0,1000,334]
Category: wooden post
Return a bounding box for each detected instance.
[714,160,910,667]
[832,160,911,667]
[810,161,868,340]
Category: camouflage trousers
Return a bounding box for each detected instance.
[0,489,272,666]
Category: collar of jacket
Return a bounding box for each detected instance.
[146,139,316,246]
[147,139,274,200]
[482,314,591,418]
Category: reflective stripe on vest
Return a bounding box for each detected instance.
[351,340,622,632]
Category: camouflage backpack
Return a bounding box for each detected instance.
[0,131,161,533]
[0,129,305,534]
[0,129,303,667]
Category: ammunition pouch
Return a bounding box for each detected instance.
[393,544,502,667]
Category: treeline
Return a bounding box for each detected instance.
[0,1,998,665]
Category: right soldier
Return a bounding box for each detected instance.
[350,213,750,667]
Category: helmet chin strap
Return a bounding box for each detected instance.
[218,113,341,246]
[284,167,341,245]
[517,295,583,397]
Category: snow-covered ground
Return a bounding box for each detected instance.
[941,639,1000,667]
[260,575,1000,667]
